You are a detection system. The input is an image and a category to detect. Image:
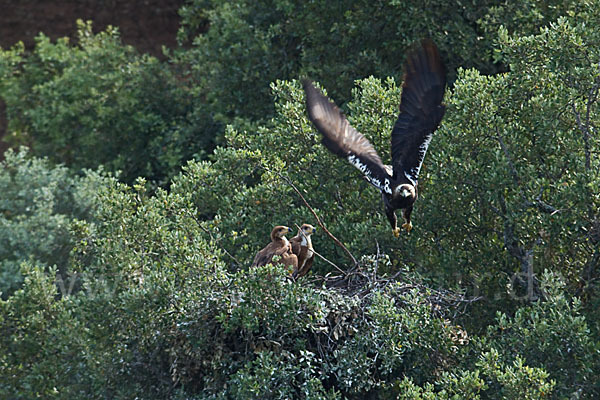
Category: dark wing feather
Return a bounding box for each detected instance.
[391,39,446,185]
[251,245,273,268]
[252,240,295,268]
[303,80,393,194]
[251,241,280,268]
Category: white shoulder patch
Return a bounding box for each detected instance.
[383,178,392,195]
[348,154,367,174]
[347,154,391,194]
[404,171,417,186]
[408,134,433,182]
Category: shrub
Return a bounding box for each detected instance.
[176,0,586,126]
[0,21,206,185]
[0,148,104,297]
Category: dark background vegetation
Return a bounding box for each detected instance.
[0,0,184,155]
[0,0,182,56]
[1,0,599,398]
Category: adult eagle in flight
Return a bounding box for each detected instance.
[303,39,446,237]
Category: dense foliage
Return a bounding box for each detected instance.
[0,148,105,298]
[176,0,586,123]
[1,0,600,398]
[0,21,210,185]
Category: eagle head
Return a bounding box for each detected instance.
[394,183,415,199]
[301,224,317,236]
[271,225,292,240]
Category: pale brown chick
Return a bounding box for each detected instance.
[290,224,317,278]
[251,225,298,272]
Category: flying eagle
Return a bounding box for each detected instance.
[303,40,446,236]
[251,225,298,271]
[290,224,317,279]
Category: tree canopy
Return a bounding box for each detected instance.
[1,0,600,398]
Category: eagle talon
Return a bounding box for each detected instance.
[402,222,413,233]
[392,227,401,238]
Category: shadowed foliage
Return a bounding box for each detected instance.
[1,0,600,398]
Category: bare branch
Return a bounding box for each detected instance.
[270,168,359,267]
[524,189,560,215]
[579,245,600,296]
[314,251,347,275]
[493,129,562,217]
[374,239,380,281]
[585,71,600,132]
[502,219,543,301]
[292,222,346,276]
[495,126,520,186]
[572,102,592,171]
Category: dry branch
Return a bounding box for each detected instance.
[271,168,359,267]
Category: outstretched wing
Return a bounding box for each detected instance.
[391,39,446,185]
[303,80,392,194]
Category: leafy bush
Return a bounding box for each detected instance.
[176,0,587,127]
[0,170,570,399]
[176,0,494,124]
[422,7,600,322]
[479,272,600,398]
[0,148,104,297]
[1,1,600,398]
[0,263,75,398]
[0,20,206,185]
